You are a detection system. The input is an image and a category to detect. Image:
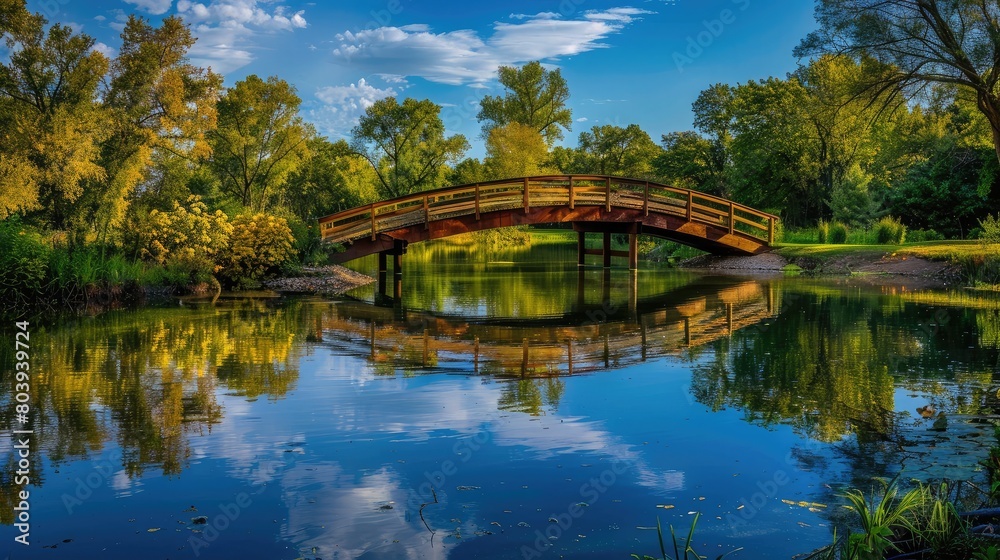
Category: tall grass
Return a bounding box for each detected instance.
[632,513,741,560]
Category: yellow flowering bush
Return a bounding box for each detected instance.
[141,195,233,277]
[219,213,295,286]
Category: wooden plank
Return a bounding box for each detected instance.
[728,203,735,234]
[686,191,693,222]
[370,203,377,241]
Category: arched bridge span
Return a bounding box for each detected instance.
[318,176,778,266]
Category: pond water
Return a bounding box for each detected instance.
[2,234,1000,559]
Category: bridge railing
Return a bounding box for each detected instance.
[318,175,778,245]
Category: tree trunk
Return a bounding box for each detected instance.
[976,90,1000,166]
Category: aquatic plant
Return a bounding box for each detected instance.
[631,513,741,560]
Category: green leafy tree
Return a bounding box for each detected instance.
[477,61,572,145]
[285,137,378,220]
[484,123,555,179]
[210,75,312,212]
[797,0,1000,170]
[447,157,489,185]
[654,131,718,192]
[351,97,468,199]
[576,124,661,178]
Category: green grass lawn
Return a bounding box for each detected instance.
[776,240,989,261]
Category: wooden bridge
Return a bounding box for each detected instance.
[319,175,779,268]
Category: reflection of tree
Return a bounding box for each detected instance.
[497,378,565,415]
[691,289,999,443]
[0,299,306,494]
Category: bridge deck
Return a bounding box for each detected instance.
[318,175,778,261]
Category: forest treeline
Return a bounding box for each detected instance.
[2,0,1000,310]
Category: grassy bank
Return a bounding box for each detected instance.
[775,240,999,287]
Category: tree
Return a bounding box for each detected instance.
[351,97,468,199]
[576,124,661,178]
[210,75,312,212]
[447,157,488,185]
[0,4,108,226]
[285,137,377,220]
[477,61,572,145]
[484,123,555,179]
[654,131,718,192]
[796,0,1000,169]
[95,15,222,243]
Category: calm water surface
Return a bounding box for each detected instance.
[2,237,1000,559]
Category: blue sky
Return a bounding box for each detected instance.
[29,0,818,156]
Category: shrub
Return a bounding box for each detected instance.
[829,221,848,244]
[874,216,907,244]
[218,213,295,288]
[980,214,1000,245]
[141,195,232,283]
[908,229,945,243]
[286,216,326,267]
[818,220,830,243]
[0,218,50,309]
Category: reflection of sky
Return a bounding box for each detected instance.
[199,345,834,559]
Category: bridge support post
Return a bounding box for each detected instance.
[378,252,388,296]
[375,238,407,303]
[628,233,638,270]
[577,231,586,266]
[603,232,612,268]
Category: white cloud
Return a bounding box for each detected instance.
[171,0,308,73]
[330,7,653,86]
[92,41,116,58]
[310,78,398,138]
[576,117,588,122]
[123,0,173,15]
[177,0,306,30]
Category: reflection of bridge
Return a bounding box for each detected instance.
[319,176,779,269]
[313,277,776,376]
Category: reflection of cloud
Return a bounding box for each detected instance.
[280,464,448,560]
[331,8,653,86]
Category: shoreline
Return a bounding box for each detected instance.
[260,264,375,296]
[680,248,965,288]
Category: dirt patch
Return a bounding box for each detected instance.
[683,249,963,286]
[796,252,961,281]
[682,251,789,271]
[263,265,375,295]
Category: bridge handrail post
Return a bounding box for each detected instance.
[523,177,530,212]
[475,184,480,220]
[605,177,611,212]
[370,202,377,241]
[569,177,575,209]
[643,181,649,216]
[686,190,693,222]
[728,203,735,234]
[768,216,775,245]
[423,195,430,229]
